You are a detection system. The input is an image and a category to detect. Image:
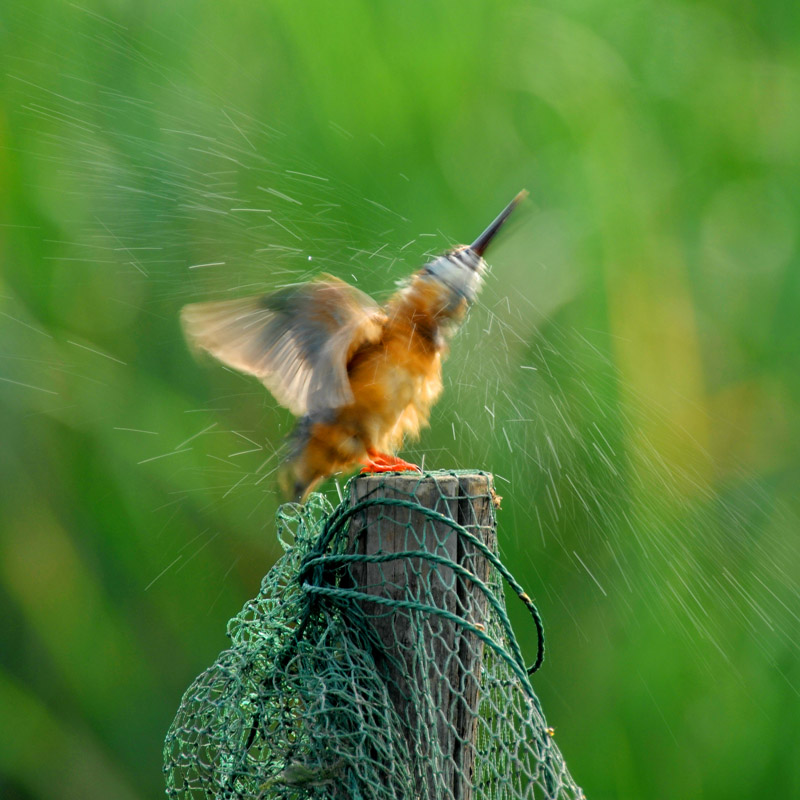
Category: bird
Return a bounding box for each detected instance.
[181,190,526,502]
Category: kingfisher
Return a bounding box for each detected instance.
[181,191,526,501]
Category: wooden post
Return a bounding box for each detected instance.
[346,472,496,799]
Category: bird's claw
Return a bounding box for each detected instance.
[360,462,422,474]
[360,451,422,474]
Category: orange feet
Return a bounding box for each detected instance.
[360,449,422,474]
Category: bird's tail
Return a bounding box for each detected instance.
[278,417,323,503]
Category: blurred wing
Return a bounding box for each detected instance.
[181,276,386,416]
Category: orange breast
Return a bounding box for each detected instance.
[342,278,452,451]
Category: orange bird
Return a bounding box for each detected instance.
[181,191,526,501]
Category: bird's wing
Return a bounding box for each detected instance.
[181,276,386,416]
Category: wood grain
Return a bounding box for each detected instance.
[346,472,495,799]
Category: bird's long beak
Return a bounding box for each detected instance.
[470,189,528,258]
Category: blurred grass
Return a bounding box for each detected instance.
[1,1,799,798]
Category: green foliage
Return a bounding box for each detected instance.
[1,1,799,799]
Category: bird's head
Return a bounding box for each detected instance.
[421,190,527,304]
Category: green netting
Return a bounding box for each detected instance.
[164,471,585,799]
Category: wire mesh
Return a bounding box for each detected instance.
[164,471,585,799]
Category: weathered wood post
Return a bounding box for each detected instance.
[345,471,497,799]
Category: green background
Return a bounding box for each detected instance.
[1,1,799,798]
